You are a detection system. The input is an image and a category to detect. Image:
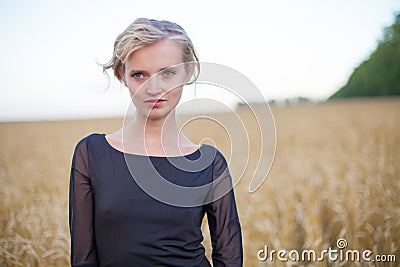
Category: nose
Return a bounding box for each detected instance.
[145,76,163,96]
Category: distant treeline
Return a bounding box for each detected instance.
[330,12,400,99]
[236,97,314,107]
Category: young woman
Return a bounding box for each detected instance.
[69,18,243,267]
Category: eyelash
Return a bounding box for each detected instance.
[163,70,175,76]
[131,72,144,78]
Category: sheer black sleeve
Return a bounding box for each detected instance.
[69,137,98,267]
[204,151,243,267]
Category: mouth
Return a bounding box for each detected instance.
[145,99,166,108]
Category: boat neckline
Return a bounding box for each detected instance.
[102,133,203,158]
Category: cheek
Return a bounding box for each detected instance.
[127,81,145,98]
[128,87,146,108]
[167,87,183,99]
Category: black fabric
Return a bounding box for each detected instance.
[69,133,243,267]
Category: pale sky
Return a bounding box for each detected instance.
[1,0,399,121]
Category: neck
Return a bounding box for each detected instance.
[128,111,180,144]
[120,110,197,156]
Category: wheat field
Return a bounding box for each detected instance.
[0,98,399,266]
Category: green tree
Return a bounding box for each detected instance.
[330,12,400,99]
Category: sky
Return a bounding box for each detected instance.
[0,0,399,121]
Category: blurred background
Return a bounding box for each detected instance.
[1,0,400,266]
[0,0,399,121]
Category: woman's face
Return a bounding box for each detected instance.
[122,39,188,121]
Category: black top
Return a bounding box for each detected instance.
[69,133,243,267]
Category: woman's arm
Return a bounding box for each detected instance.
[204,151,243,267]
[69,138,98,267]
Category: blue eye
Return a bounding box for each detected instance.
[132,72,144,78]
[163,70,175,76]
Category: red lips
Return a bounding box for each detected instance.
[145,99,166,107]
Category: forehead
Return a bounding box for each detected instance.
[125,39,183,72]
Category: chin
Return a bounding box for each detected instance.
[143,108,175,121]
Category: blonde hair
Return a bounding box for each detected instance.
[103,18,200,84]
